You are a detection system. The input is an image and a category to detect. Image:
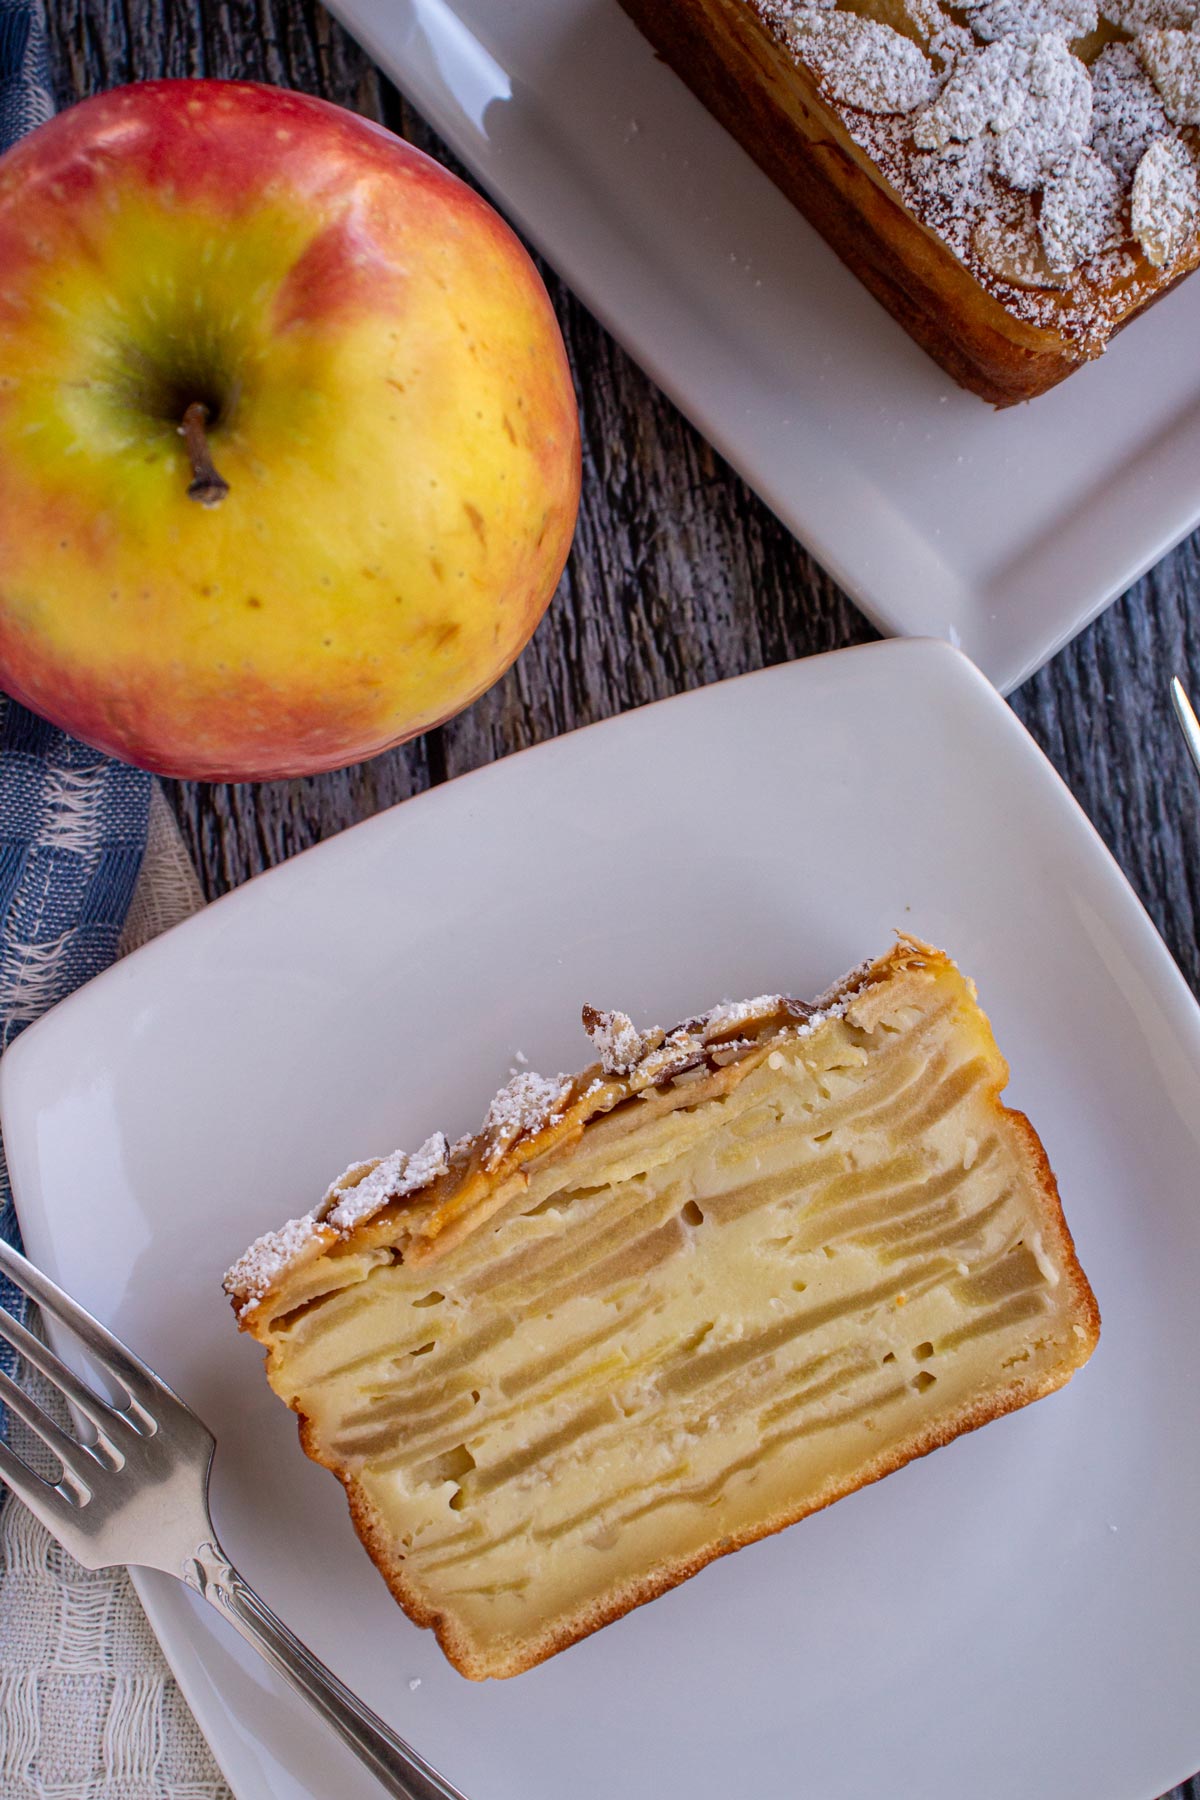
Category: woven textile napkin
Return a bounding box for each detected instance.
[0,0,155,1418]
[0,0,51,141]
[0,793,236,1800]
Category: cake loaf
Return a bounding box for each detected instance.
[618,0,1200,403]
[225,939,1099,1679]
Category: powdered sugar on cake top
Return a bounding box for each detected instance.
[481,1071,574,1168]
[966,0,1098,38]
[788,10,938,111]
[1131,129,1200,257]
[223,961,885,1315]
[1139,26,1200,121]
[1090,43,1173,182]
[223,1133,452,1316]
[914,34,1092,186]
[704,994,788,1032]
[1103,0,1194,24]
[756,0,1200,346]
[1040,144,1125,266]
[224,1212,328,1318]
[582,1006,661,1074]
[324,1134,450,1231]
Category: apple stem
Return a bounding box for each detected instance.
[180,402,229,507]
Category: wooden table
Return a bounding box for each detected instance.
[48,3,1200,1795]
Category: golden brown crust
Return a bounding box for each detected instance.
[1003,1104,1102,1347]
[247,937,1100,1680]
[616,0,1200,404]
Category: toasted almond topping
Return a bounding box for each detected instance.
[1039,146,1125,273]
[1090,42,1175,186]
[1131,131,1200,261]
[788,9,938,112]
[1139,25,1200,122]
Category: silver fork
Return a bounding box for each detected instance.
[0,1237,467,1800]
[1171,677,1200,779]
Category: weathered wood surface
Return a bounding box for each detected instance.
[45,3,1200,1796]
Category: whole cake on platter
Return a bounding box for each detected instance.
[619,0,1200,402]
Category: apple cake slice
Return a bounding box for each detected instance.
[225,939,1098,1680]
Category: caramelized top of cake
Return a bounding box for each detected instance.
[224,956,867,1322]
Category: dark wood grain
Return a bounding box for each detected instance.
[39,3,1200,1795]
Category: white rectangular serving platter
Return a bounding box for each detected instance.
[5,639,1200,1799]
[320,0,1200,691]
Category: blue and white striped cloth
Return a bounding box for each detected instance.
[0,6,153,1404]
[0,0,52,141]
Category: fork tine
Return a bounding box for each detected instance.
[1170,677,1200,779]
[0,1434,83,1532]
[0,1238,163,1418]
[0,1366,97,1497]
[0,1301,127,1445]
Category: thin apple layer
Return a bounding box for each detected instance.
[227,942,1099,1679]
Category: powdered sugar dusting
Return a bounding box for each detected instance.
[222,950,963,1316]
[224,1212,327,1317]
[752,0,1200,348]
[1039,146,1123,271]
[974,188,1071,286]
[325,1133,450,1232]
[914,36,1091,189]
[634,1027,710,1085]
[582,1005,661,1075]
[404,1133,452,1189]
[1101,0,1196,25]
[811,957,876,1010]
[704,994,785,1032]
[1139,26,1200,123]
[1090,43,1174,185]
[224,1134,450,1315]
[790,1000,851,1040]
[482,1070,573,1168]
[786,10,937,112]
[1132,131,1200,260]
[968,0,1096,42]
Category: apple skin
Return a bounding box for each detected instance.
[0,81,581,779]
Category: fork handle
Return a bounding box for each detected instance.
[183,1539,467,1800]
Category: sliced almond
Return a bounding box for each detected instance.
[973,189,1073,286]
[1138,26,1200,125]
[1131,131,1200,263]
[788,10,938,112]
[1038,145,1125,271]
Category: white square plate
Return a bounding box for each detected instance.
[321,0,1200,691]
[4,639,1200,1800]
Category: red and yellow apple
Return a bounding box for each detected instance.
[0,81,580,779]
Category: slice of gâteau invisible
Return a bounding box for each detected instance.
[224,938,1099,1679]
